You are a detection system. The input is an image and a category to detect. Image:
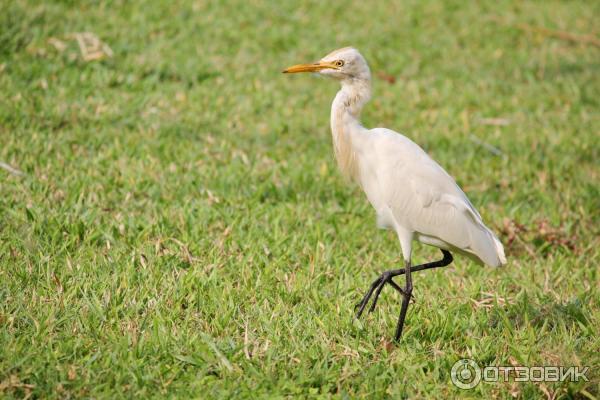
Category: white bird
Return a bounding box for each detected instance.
[284,47,507,342]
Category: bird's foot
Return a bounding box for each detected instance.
[355,270,412,318]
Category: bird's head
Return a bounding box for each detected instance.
[283,47,370,82]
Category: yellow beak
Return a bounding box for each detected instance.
[282,61,338,73]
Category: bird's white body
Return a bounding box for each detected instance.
[341,122,505,267]
[324,48,506,268]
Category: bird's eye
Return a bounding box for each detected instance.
[334,60,344,68]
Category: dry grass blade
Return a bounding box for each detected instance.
[0,162,24,176]
[469,135,505,157]
[479,118,511,126]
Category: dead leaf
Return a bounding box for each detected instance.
[68,365,77,380]
[48,37,67,52]
[68,32,113,62]
[377,71,396,84]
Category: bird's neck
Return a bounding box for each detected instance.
[330,78,371,182]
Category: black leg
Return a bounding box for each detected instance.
[395,259,413,341]
[355,250,454,340]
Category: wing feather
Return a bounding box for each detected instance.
[365,128,506,267]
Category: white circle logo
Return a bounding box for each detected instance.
[451,359,481,389]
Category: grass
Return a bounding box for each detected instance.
[1,0,599,398]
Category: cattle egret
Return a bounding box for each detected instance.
[283,47,507,342]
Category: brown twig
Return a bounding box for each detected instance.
[516,23,600,48]
[489,16,600,48]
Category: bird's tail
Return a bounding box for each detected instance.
[469,223,507,267]
[492,234,507,266]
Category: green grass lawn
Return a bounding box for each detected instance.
[1,0,599,398]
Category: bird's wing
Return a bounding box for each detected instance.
[369,129,505,267]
